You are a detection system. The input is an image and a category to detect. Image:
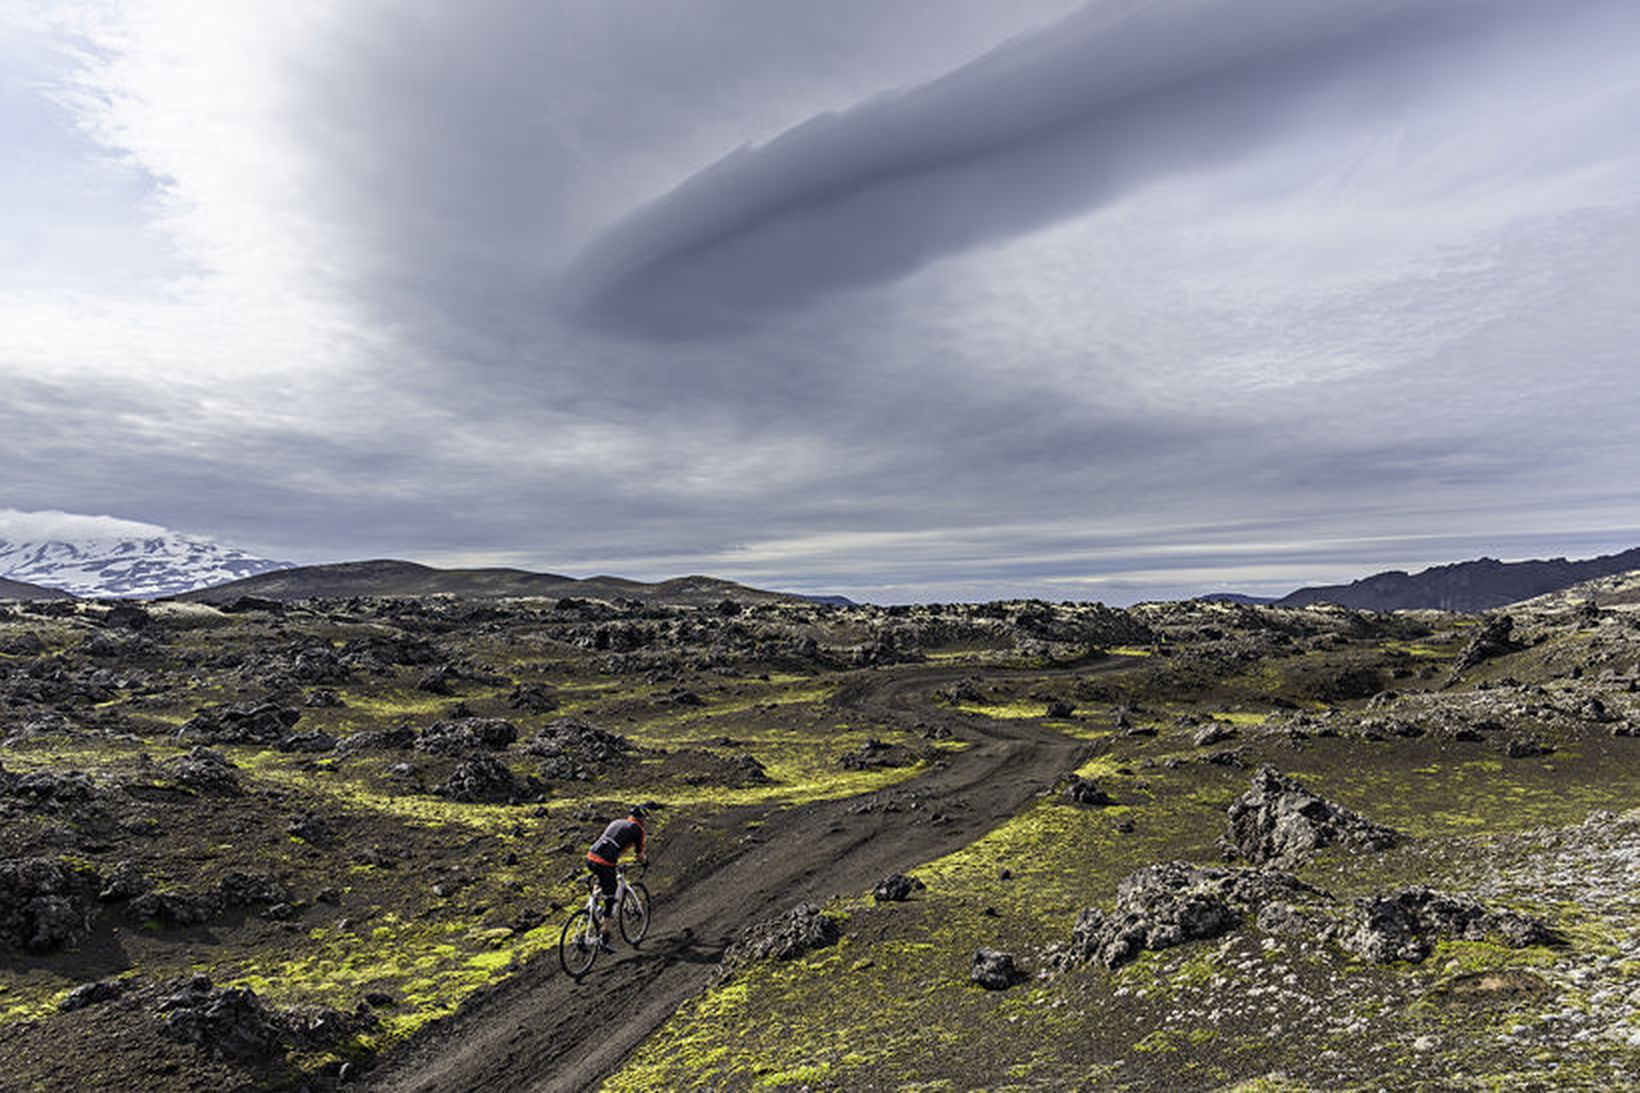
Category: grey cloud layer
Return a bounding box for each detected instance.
[561,0,1575,338]
[7,0,1639,602]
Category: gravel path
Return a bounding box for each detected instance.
[363,663,1101,1093]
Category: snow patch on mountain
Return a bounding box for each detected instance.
[0,511,293,598]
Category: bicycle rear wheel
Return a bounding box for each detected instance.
[559,909,598,977]
[618,882,650,945]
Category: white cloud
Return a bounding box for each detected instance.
[0,507,168,542]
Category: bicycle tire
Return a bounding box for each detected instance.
[618,882,650,945]
[559,909,598,977]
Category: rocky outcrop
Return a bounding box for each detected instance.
[1057,862,1555,972]
[152,974,376,1062]
[0,760,97,811]
[1057,861,1323,970]
[415,717,518,756]
[720,903,842,976]
[433,754,541,804]
[0,856,101,951]
[177,702,301,746]
[1451,614,1523,674]
[839,738,917,771]
[1337,886,1554,963]
[167,747,243,796]
[1062,776,1114,807]
[525,717,633,781]
[1224,765,1399,867]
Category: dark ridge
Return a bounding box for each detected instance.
[0,576,76,601]
[1197,593,1279,606]
[1275,547,1640,613]
[175,559,800,607]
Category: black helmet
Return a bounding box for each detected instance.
[627,803,648,818]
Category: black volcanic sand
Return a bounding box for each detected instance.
[0,595,1637,1091]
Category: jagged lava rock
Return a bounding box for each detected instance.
[1225,764,1399,867]
[970,948,1028,990]
[873,873,926,902]
[721,903,842,975]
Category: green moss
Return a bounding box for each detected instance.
[950,700,1048,720]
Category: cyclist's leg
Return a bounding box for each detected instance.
[588,862,618,935]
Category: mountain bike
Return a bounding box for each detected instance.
[559,864,650,978]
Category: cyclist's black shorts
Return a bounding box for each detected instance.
[587,860,617,905]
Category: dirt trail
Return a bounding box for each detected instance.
[364,663,1105,1093]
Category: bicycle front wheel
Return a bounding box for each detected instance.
[618,882,650,945]
[559,909,598,977]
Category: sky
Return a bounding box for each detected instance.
[3,0,1639,605]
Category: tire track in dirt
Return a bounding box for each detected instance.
[364,660,1116,1093]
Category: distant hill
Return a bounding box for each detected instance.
[1275,547,1640,613]
[1197,592,1279,606]
[0,575,75,601]
[176,559,802,607]
[1509,569,1640,611]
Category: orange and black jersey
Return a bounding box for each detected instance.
[586,816,645,867]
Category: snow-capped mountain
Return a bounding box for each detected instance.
[0,513,294,598]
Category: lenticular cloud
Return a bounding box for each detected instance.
[563,0,1616,339]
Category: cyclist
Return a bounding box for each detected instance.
[585,804,649,953]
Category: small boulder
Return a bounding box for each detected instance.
[873,873,926,903]
[1062,776,1114,807]
[60,978,133,1012]
[969,948,1027,991]
[167,748,242,796]
[1193,722,1237,748]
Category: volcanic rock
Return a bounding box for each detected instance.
[1062,776,1114,807]
[1337,886,1554,963]
[167,747,243,796]
[525,717,633,781]
[840,738,916,771]
[1224,764,1399,867]
[873,873,926,903]
[177,702,301,746]
[1452,614,1522,674]
[507,683,560,713]
[335,725,417,753]
[97,860,151,902]
[434,753,539,804]
[153,976,281,1061]
[59,978,134,1012]
[0,856,100,951]
[0,760,97,811]
[970,948,1028,991]
[721,903,842,973]
[1058,861,1324,971]
[416,717,518,756]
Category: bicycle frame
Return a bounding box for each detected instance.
[586,865,637,925]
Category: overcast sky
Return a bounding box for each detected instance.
[3,0,1638,603]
